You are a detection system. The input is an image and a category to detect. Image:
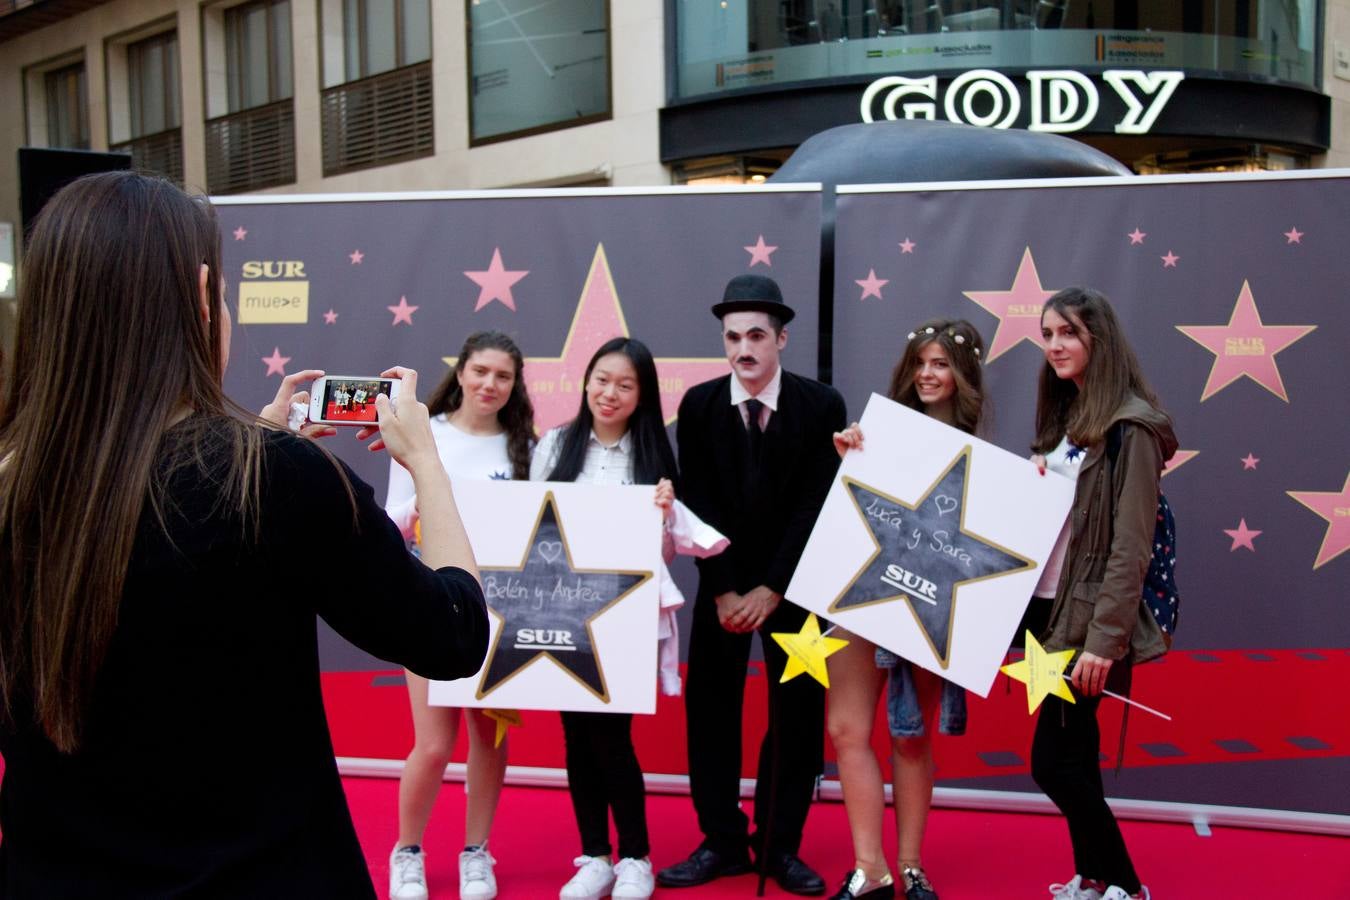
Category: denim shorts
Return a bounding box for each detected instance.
[874,647,968,738]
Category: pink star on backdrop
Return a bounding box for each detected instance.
[233,226,247,241]
[349,249,364,265]
[1287,473,1350,570]
[261,347,290,376]
[1128,228,1146,245]
[962,247,1056,362]
[387,295,419,326]
[446,245,730,434]
[899,238,916,254]
[1224,519,1261,552]
[465,248,528,312]
[1176,280,1317,402]
[744,235,778,267]
[1284,227,1303,244]
[323,309,339,325]
[1162,449,1198,477]
[856,269,888,301]
[1161,251,1179,268]
[1241,453,1260,470]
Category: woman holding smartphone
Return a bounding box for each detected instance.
[0,172,488,898]
[530,337,683,900]
[827,320,987,900]
[385,331,535,900]
[1031,288,1174,900]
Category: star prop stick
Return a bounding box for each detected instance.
[771,613,849,688]
[1002,631,1173,720]
[1059,675,1173,721]
[483,709,521,748]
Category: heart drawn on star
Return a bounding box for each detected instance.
[933,495,959,516]
[537,541,563,564]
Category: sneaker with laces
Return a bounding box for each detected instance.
[1048,875,1104,900]
[390,846,429,900]
[1101,887,1150,900]
[611,856,655,899]
[560,855,616,900]
[459,844,498,900]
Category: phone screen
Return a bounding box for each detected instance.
[318,378,394,424]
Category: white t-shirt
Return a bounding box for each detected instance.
[384,414,513,540]
[1033,434,1088,598]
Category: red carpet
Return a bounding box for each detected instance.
[343,776,1350,898]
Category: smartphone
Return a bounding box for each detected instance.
[307,375,400,426]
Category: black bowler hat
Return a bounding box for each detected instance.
[710,274,796,325]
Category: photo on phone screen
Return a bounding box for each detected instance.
[318,378,394,424]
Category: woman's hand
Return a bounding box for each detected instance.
[1030,453,1047,476]
[833,422,864,459]
[259,369,336,439]
[360,367,435,472]
[654,478,675,520]
[1070,650,1113,697]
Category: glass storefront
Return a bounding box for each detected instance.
[674,1,1319,99]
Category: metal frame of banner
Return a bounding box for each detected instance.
[835,168,1350,195]
[336,757,1350,838]
[209,183,825,205]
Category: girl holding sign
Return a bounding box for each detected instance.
[828,319,986,900]
[1030,288,1175,900]
[386,331,535,900]
[530,337,686,900]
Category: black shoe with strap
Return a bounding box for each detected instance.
[828,868,896,900]
[901,865,938,900]
[655,846,753,888]
[765,851,826,896]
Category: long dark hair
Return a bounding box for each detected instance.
[1032,286,1167,453]
[547,337,677,487]
[426,331,534,480]
[0,172,267,752]
[886,318,987,435]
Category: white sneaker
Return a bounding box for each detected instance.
[1049,875,1104,900]
[560,855,615,900]
[390,846,430,900]
[1102,887,1150,900]
[459,844,498,900]
[611,857,655,899]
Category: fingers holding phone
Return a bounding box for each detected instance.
[367,368,437,472]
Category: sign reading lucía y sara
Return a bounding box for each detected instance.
[786,395,1075,697]
[861,68,1183,134]
[429,481,661,714]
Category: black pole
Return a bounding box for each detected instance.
[755,667,781,897]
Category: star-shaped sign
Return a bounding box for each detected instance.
[1224,518,1261,552]
[1128,228,1146,245]
[899,238,916,254]
[349,249,364,265]
[828,450,1036,667]
[1161,251,1180,268]
[483,708,521,748]
[388,295,418,325]
[1287,473,1350,570]
[1163,449,1198,477]
[1284,227,1303,244]
[447,245,729,433]
[962,247,1056,362]
[744,235,777,267]
[262,347,290,376]
[1176,280,1316,402]
[856,269,888,301]
[233,226,247,241]
[465,248,529,312]
[476,493,652,702]
[1000,631,1077,714]
[771,613,849,688]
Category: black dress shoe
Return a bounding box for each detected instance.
[828,869,896,900]
[900,865,939,900]
[766,851,827,896]
[656,846,753,887]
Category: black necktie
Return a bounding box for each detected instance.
[744,398,764,464]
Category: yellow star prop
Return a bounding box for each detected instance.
[771,613,849,688]
[482,709,521,748]
[1000,630,1077,714]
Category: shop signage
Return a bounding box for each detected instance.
[860,69,1184,135]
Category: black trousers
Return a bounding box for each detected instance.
[560,711,650,860]
[684,594,824,857]
[1031,692,1141,893]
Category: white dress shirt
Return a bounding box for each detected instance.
[729,364,782,430]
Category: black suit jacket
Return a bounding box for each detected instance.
[676,370,846,601]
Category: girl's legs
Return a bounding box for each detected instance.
[1031,695,1141,894]
[561,711,614,858]
[398,672,462,848]
[562,711,650,860]
[824,632,890,882]
[891,666,942,870]
[462,708,508,846]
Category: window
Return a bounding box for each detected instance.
[226,0,293,112]
[108,24,184,183]
[342,0,430,82]
[468,0,610,144]
[128,31,181,139]
[43,63,90,149]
